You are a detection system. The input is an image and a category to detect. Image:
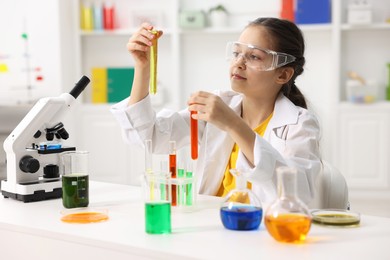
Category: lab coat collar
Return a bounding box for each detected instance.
[229,92,299,129]
[268,93,300,129]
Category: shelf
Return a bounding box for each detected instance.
[341,23,390,31]
[179,27,242,34]
[80,29,174,36]
[339,101,390,110]
[179,24,332,35]
[298,23,332,31]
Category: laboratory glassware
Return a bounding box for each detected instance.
[220,169,263,230]
[143,171,171,234]
[264,166,311,243]
[190,111,198,160]
[311,209,360,227]
[169,141,177,206]
[149,30,159,94]
[61,151,89,209]
[61,208,109,224]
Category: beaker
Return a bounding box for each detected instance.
[143,171,171,234]
[264,166,311,243]
[61,151,89,209]
[220,169,263,231]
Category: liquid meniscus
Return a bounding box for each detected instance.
[265,213,311,243]
[220,206,262,231]
[61,212,109,224]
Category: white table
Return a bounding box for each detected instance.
[0,181,389,260]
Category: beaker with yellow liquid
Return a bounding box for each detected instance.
[264,166,311,243]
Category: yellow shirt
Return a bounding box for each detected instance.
[216,113,273,197]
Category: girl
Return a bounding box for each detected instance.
[111,17,322,207]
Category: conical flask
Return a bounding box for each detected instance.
[220,169,263,230]
[265,166,312,243]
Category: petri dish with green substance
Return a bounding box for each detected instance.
[311,209,360,227]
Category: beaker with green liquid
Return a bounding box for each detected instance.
[143,171,171,234]
[61,151,89,209]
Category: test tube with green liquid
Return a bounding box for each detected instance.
[149,30,158,94]
[177,162,185,206]
[160,160,168,200]
[186,161,193,206]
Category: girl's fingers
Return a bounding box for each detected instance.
[127,42,148,52]
[141,22,153,30]
[187,91,213,105]
[128,26,161,51]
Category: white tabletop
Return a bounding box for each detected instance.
[0,181,389,260]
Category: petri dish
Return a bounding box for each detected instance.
[311,209,360,227]
[60,208,109,224]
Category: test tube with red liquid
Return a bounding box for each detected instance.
[169,141,177,206]
[190,111,198,160]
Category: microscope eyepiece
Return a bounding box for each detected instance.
[69,75,90,99]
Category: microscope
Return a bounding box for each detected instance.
[1,76,90,202]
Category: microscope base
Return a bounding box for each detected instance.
[1,179,62,203]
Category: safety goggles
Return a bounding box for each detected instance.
[226,41,296,71]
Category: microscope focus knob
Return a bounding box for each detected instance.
[43,164,59,178]
[19,155,40,173]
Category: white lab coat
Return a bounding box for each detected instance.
[111,90,322,208]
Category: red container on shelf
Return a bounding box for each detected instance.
[280,0,295,22]
[103,2,115,30]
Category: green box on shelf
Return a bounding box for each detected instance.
[107,67,134,103]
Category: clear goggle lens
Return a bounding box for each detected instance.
[226,42,296,71]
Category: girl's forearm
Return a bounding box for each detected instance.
[128,65,150,106]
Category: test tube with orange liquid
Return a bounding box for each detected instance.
[190,111,198,160]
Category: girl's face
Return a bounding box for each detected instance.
[229,26,283,99]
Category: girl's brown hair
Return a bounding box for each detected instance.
[248,17,307,109]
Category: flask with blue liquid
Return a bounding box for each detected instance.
[220,169,263,231]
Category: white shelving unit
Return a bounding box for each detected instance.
[332,0,390,196]
[67,0,390,193]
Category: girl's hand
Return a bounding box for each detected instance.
[126,23,163,68]
[187,91,241,132]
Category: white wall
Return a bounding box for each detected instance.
[0,0,65,104]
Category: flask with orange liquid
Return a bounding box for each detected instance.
[264,166,312,243]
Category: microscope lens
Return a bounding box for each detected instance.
[46,132,54,141]
[57,128,69,140]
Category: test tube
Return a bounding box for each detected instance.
[145,139,153,173]
[186,160,193,206]
[169,141,177,206]
[177,160,185,206]
[160,160,168,200]
[149,30,158,94]
[145,139,154,200]
[190,111,198,160]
